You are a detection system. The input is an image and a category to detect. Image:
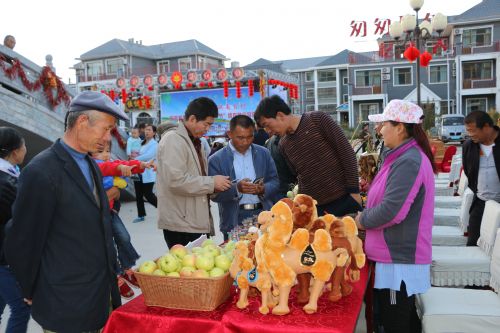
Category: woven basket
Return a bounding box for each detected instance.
[134,270,233,311]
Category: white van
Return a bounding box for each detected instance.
[438,114,465,143]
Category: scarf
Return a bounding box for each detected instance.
[0,158,19,178]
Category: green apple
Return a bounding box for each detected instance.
[179,266,196,277]
[158,254,179,273]
[195,255,215,271]
[214,254,232,272]
[202,239,215,248]
[166,272,180,277]
[286,190,293,198]
[192,247,203,254]
[192,269,209,278]
[139,260,157,274]
[182,254,197,268]
[209,267,225,278]
[170,244,188,259]
[203,245,221,258]
[153,269,166,276]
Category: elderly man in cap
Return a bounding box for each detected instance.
[5,91,127,332]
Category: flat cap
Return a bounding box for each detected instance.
[69,91,128,120]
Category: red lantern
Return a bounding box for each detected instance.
[145,96,151,109]
[420,51,433,67]
[137,98,143,108]
[208,81,214,88]
[236,81,241,99]
[248,79,254,97]
[121,89,127,104]
[223,81,229,98]
[171,72,183,89]
[404,44,420,63]
[199,81,205,88]
[109,90,116,101]
[186,83,193,88]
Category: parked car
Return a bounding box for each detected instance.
[438,114,465,143]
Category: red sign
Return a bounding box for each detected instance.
[129,76,139,87]
[143,75,153,87]
[157,74,168,86]
[216,69,227,81]
[202,70,212,81]
[187,71,198,82]
[350,13,433,37]
[171,72,183,85]
[232,67,244,80]
[116,77,126,89]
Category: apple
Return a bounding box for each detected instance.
[182,254,197,268]
[153,269,166,276]
[202,239,215,248]
[214,254,232,272]
[139,260,157,274]
[286,190,293,199]
[166,272,180,277]
[192,247,204,254]
[170,244,188,259]
[203,245,221,258]
[179,266,196,277]
[195,255,215,271]
[158,254,179,273]
[192,269,209,278]
[209,267,225,278]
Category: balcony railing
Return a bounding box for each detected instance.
[460,41,500,55]
[352,85,382,95]
[462,78,496,89]
[77,65,159,83]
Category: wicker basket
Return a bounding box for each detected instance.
[134,270,233,311]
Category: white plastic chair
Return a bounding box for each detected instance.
[432,188,474,246]
[431,200,500,287]
[417,229,500,333]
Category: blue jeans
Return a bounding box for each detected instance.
[0,265,31,333]
[110,212,140,274]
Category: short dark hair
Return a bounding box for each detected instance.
[464,111,494,129]
[254,95,291,124]
[0,127,24,159]
[229,115,255,131]
[137,123,146,130]
[184,97,218,121]
[65,110,96,130]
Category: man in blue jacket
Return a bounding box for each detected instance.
[208,115,279,239]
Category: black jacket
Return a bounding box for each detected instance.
[0,170,17,265]
[266,135,297,198]
[4,139,121,332]
[462,127,500,194]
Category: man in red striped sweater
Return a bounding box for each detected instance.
[254,95,362,216]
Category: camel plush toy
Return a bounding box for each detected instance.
[229,241,275,314]
[254,201,348,315]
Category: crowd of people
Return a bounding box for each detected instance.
[1,88,499,333]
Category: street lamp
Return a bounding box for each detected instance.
[388,0,448,107]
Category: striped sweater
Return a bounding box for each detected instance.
[279,112,359,205]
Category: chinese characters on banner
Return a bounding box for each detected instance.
[350,13,433,37]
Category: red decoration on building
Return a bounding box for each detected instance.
[121,89,127,104]
[207,81,214,88]
[248,79,254,97]
[199,81,205,88]
[202,70,212,81]
[109,90,116,101]
[432,39,448,54]
[232,67,244,80]
[403,44,420,63]
[223,81,229,98]
[216,69,227,81]
[420,51,433,67]
[187,71,197,82]
[171,72,183,89]
[129,75,139,87]
[186,83,193,88]
[148,86,153,91]
[158,74,168,86]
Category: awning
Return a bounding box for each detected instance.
[336,103,349,112]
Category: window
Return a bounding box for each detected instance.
[343,77,349,85]
[178,57,192,71]
[158,60,170,73]
[429,65,448,84]
[317,87,336,99]
[106,58,123,75]
[355,70,381,87]
[318,104,337,112]
[393,67,412,86]
[318,70,336,82]
[306,88,315,99]
[306,104,315,112]
[463,61,493,80]
[305,71,313,82]
[343,94,349,103]
[440,100,453,114]
[463,27,492,47]
[466,98,487,113]
[359,103,379,120]
[442,116,463,126]
[86,61,103,77]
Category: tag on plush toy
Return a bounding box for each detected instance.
[301,244,317,266]
[248,268,258,283]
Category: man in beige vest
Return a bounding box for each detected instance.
[156,97,232,248]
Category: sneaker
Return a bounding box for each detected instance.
[118,276,134,299]
[122,269,140,288]
[132,216,145,223]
